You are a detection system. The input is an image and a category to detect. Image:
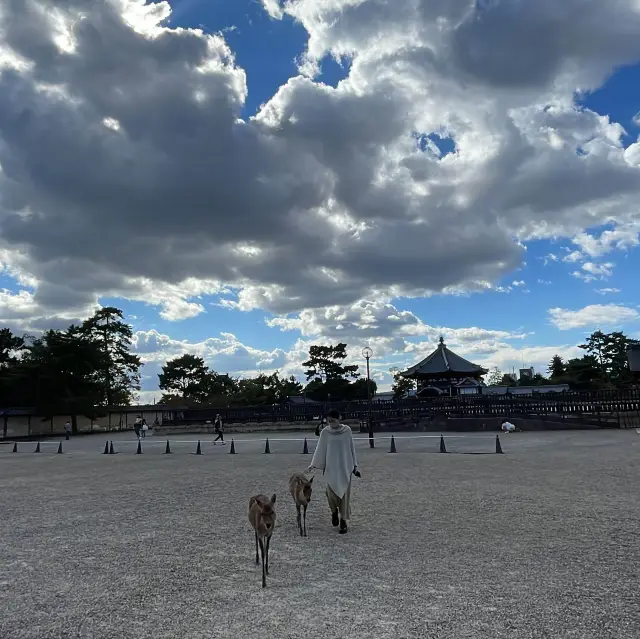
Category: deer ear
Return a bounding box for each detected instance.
[271,494,277,504]
[309,476,314,484]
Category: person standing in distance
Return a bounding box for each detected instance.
[308,409,360,535]
[213,414,225,445]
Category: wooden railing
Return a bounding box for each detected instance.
[161,389,640,425]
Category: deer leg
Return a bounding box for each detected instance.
[265,534,271,575]
[296,503,302,536]
[303,504,308,537]
[254,530,259,565]
[259,537,266,588]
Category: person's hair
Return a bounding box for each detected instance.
[327,409,340,420]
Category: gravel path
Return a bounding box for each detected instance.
[1,430,638,638]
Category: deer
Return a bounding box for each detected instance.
[289,473,313,537]
[248,493,277,588]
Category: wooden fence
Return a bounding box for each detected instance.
[163,389,640,425]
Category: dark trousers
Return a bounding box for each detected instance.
[65,432,70,440]
[214,432,224,442]
[134,427,140,438]
[141,429,146,438]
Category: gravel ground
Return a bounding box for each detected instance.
[1,430,639,638]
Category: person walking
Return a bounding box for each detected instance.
[213,414,225,445]
[64,419,71,441]
[141,418,148,438]
[133,416,142,439]
[308,409,360,535]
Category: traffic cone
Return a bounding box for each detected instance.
[57,442,63,454]
[264,438,270,454]
[229,439,236,454]
[195,440,202,455]
[12,442,17,453]
[496,434,504,454]
[109,441,115,455]
[302,438,309,454]
[136,440,142,454]
[164,440,172,454]
[34,442,40,453]
[389,435,397,453]
[439,435,447,454]
[103,441,109,454]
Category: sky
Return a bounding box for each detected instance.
[0,0,640,403]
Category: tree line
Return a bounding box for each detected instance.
[0,307,141,433]
[159,343,377,406]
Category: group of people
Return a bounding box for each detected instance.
[133,416,149,439]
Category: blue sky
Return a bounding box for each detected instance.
[0,0,639,400]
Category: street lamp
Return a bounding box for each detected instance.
[362,346,374,449]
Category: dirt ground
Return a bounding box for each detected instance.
[1,430,638,638]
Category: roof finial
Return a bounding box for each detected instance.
[439,334,445,346]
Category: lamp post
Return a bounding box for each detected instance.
[362,346,374,449]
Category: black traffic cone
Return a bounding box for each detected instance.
[164,440,172,454]
[264,438,270,454]
[136,439,142,454]
[34,442,41,453]
[57,442,63,454]
[195,440,202,455]
[302,438,309,454]
[229,439,236,454]
[496,434,504,454]
[12,442,17,453]
[103,441,109,454]
[439,435,447,454]
[389,435,397,453]
[109,441,115,455]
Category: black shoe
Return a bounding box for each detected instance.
[331,512,339,527]
[339,520,348,534]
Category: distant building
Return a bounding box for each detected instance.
[400,336,488,396]
[483,384,569,395]
[628,346,640,373]
[283,395,320,405]
[519,367,535,382]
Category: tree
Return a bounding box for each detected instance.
[348,377,377,400]
[158,354,212,402]
[302,343,359,382]
[562,355,604,389]
[18,328,105,433]
[79,307,141,406]
[0,328,24,367]
[548,355,566,379]
[390,368,415,399]
[579,330,640,387]
[500,373,517,386]
[486,367,503,386]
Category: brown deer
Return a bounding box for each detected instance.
[289,473,313,537]
[248,493,276,588]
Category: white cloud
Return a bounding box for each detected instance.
[261,0,284,20]
[0,0,638,322]
[572,225,640,258]
[572,261,615,282]
[548,304,639,330]
[595,287,621,295]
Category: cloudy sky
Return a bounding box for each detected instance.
[1,0,640,402]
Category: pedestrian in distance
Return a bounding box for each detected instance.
[308,409,361,535]
[501,420,517,433]
[64,419,71,441]
[133,416,142,439]
[213,414,225,445]
[141,418,148,438]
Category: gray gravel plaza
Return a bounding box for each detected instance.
[1,430,639,638]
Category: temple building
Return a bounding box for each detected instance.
[400,337,488,396]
